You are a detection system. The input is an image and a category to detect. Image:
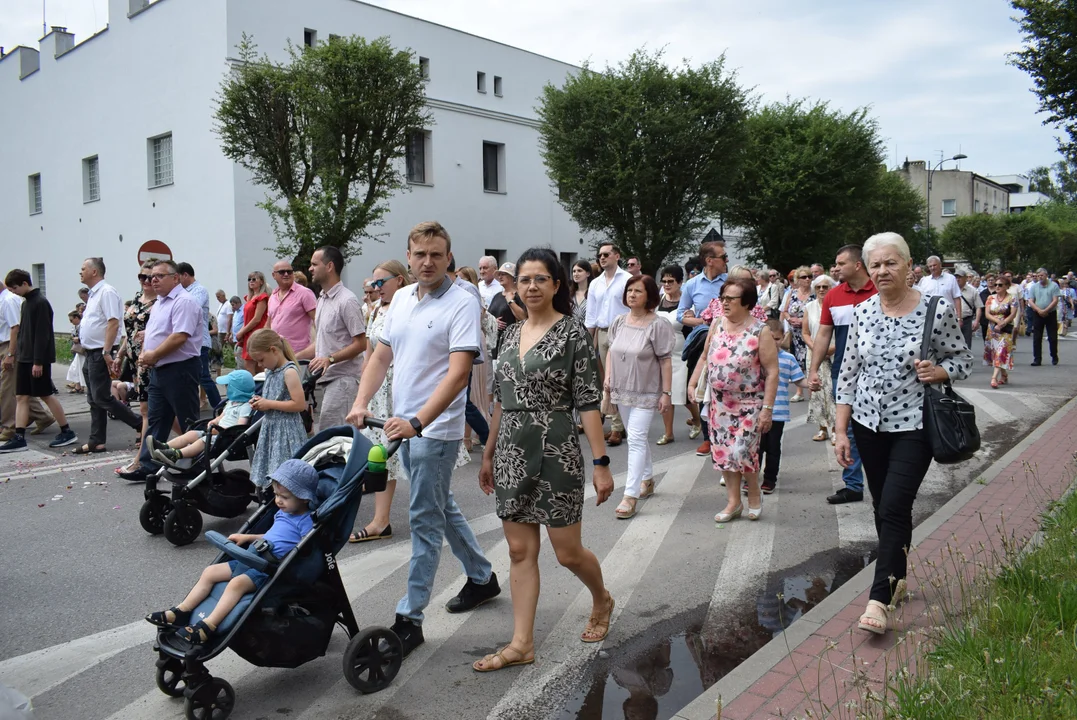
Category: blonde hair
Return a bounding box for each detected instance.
[247,270,268,297]
[457,266,479,286]
[247,328,296,363]
[407,221,452,252]
[728,264,754,280]
[374,259,412,286]
[795,265,811,280]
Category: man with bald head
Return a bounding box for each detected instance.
[267,259,317,355]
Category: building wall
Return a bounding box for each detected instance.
[896,162,1009,231]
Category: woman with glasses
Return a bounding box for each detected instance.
[570,260,594,323]
[688,277,779,523]
[112,260,158,476]
[235,271,270,373]
[802,275,836,443]
[604,275,674,519]
[655,265,701,444]
[779,266,814,401]
[984,277,1018,388]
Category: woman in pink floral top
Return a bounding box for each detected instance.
[688,277,779,524]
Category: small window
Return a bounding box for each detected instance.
[993,205,998,214]
[941,199,956,217]
[406,130,432,185]
[494,76,503,96]
[974,199,979,213]
[32,263,46,298]
[28,173,42,214]
[484,249,506,266]
[303,29,316,47]
[149,133,173,188]
[418,56,430,80]
[83,156,100,203]
[328,33,340,41]
[482,141,505,193]
[477,71,487,93]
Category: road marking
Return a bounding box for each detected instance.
[1,454,129,481]
[488,452,706,720]
[822,438,876,549]
[961,388,1017,425]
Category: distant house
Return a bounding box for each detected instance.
[896,159,1010,230]
[984,175,1051,214]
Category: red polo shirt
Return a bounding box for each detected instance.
[819,278,877,377]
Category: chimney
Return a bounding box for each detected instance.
[18,46,40,78]
[49,26,75,56]
[130,0,149,14]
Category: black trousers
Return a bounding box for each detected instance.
[757,420,785,482]
[1031,310,1058,363]
[82,348,143,447]
[138,357,201,471]
[852,421,933,605]
[959,316,974,350]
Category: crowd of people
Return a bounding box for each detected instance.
[0,225,1073,662]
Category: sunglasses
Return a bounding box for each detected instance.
[248,276,259,282]
[274,269,294,276]
[370,277,398,289]
[598,252,612,258]
[150,272,174,281]
[138,274,151,283]
[798,275,810,279]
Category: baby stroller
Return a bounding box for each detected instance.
[151,421,403,720]
[139,364,321,546]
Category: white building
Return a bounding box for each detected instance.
[984,174,1052,214]
[1,0,589,328]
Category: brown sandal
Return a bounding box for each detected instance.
[581,593,615,643]
[472,645,535,672]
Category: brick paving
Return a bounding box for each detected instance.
[716,402,1077,720]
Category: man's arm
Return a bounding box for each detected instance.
[808,324,834,378]
[1044,288,1060,314]
[3,323,18,369]
[413,350,473,429]
[142,332,189,366]
[104,318,120,356]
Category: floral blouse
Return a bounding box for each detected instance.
[123,290,155,360]
[836,294,972,432]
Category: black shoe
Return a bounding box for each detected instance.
[827,487,863,504]
[445,572,501,613]
[1031,361,1042,366]
[761,478,776,494]
[390,614,425,659]
[118,466,152,482]
[1052,358,1059,365]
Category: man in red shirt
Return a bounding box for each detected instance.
[808,244,877,504]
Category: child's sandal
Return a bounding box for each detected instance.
[178,620,214,644]
[145,606,190,628]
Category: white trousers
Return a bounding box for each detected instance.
[623,405,655,498]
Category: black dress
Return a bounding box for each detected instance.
[488,291,523,357]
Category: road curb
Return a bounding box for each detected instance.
[671,391,1077,720]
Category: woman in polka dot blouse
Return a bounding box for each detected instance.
[834,232,972,635]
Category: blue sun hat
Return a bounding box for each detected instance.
[216,369,256,403]
[267,459,320,502]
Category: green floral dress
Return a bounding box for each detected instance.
[494,315,601,527]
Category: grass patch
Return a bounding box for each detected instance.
[55,335,74,365]
[888,486,1077,719]
[222,343,236,369]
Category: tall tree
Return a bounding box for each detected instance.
[1010,0,1077,160]
[723,99,886,269]
[849,168,927,256]
[538,50,750,275]
[216,35,431,267]
[939,214,1007,272]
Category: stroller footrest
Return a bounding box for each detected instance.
[205,531,272,572]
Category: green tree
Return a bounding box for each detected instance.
[723,99,886,269]
[939,214,1006,271]
[215,35,431,267]
[538,50,750,275]
[1000,211,1057,272]
[849,169,927,255]
[1026,202,1077,271]
[1010,0,1077,160]
[1028,159,1077,204]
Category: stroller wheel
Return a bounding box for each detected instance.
[155,657,186,698]
[343,626,403,694]
[164,507,204,546]
[183,677,234,720]
[139,497,172,535]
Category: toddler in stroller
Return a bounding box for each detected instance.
[146,458,318,643]
[147,370,255,468]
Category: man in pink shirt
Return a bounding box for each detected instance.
[267,260,317,354]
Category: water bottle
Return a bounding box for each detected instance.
[365,444,388,494]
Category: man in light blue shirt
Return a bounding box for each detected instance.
[1028,267,1061,366]
[177,263,221,408]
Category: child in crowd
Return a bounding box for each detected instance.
[751,320,808,495]
[245,329,308,489]
[147,370,255,467]
[145,459,319,643]
[110,380,136,405]
[65,311,85,393]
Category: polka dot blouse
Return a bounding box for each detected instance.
[836,293,972,432]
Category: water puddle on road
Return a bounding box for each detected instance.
[559,547,876,720]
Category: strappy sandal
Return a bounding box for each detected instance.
[177,620,215,644]
[581,593,615,643]
[349,524,393,543]
[74,444,107,455]
[639,479,655,498]
[812,429,828,442]
[472,644,535,672]
[615,498,637,519]
[145,606,190,628]
[857,600,889,635]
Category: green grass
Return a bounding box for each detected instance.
[222,343,236,369]
[55,335,74,365]
[889,487,1077,719]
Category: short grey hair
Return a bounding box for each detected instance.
[479,255,497,267]
[863,233,911,264]
[811,274,835,290]
[926,255,942,265]
[85,256,106,277]
[1037,267,1049,275]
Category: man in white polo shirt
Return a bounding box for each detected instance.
[916,255,962,320]
[347,221,499,659]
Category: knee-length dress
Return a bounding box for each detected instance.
[493,316,601,527]
[785,291,814,370]
[249,361,308,487]
[984,295,1016,370]
[707,319,766,473]
[123,291,156,402]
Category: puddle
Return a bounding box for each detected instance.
[560,547,876,720]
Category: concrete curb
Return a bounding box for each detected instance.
[671,392,1077,720]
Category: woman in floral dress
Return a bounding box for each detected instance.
[688,277,778,524]
[780,267,815,394]
[474,248,614,673]
[984,276,1019,388]
[114,261,157,475]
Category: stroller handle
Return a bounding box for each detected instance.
[362,417,402,457]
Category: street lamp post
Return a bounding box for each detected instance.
[925,153,968,235]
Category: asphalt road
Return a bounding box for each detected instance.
[2,332,1074,720]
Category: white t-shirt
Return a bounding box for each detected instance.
[380,277,483,441]
[216,302,234,337]
[917,273,961,307]
[80,281,124,350]
[0,288,22,343]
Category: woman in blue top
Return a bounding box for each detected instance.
[145,459,319,643]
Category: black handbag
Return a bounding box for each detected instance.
[920,296,980,464]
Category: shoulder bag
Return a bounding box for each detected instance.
[920,296,980,464]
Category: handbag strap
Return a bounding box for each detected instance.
[920,295,942,363]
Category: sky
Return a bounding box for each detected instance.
[1,0,1062,177]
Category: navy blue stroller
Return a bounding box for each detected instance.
[151,421,402,720]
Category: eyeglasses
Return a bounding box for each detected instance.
[598,252,612,259]
[150,272,175,281]
[516,274,552,287]
[798,275,810,279]
[274,269,294,276]
[718,295,742,302]
[138,274,151,283]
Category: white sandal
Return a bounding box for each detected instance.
[857,600,889,635]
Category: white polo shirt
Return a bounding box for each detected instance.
[80,281,125,350]
[381,275,483,441]
[0,288,22,343]
[584,267,631,330]
[917,273,961,307]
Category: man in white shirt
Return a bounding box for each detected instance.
[347,221,499,660]
[215,289,234,346]
[916,256,962,319]
[0,282,53,441]
[477,256,503,308]
[77,257,144,452]
[584,242,632,444]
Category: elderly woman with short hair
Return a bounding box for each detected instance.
[835,232,971,635]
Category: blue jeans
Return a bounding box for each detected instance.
[465,369,489,445]
[833,371,864,493]
[199,347,222,408]
[396,436,493,624]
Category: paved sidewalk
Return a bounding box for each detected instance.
[674,394,1077,720]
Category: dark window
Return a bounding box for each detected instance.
[419,56,430,80]
[483,142,500,192]
[406,130,426,184]
[303,29,316,47]
[494,76,503,96]
[477,71,487,93]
